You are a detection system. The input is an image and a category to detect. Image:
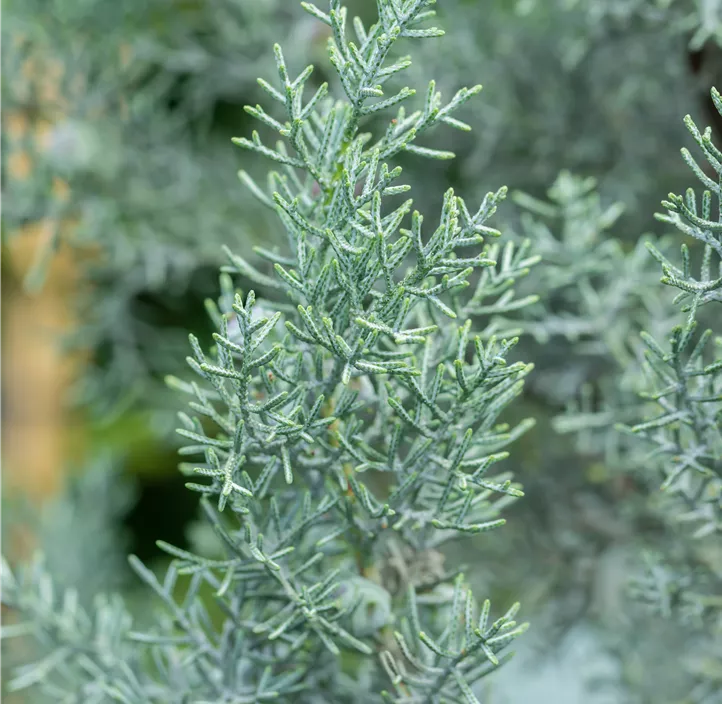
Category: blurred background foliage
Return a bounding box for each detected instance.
[2,0,722,701]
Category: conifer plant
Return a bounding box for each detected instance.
[1,1,539,701]
[623,87,722,701]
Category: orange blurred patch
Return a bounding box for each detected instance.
[34,118,54,151]
[5,110,29,140]
[8,150,32,180]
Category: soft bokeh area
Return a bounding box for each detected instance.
[2,0,721,701]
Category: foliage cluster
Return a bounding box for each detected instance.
[2,0,722,702]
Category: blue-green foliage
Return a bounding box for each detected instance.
[3,1,722,702]
[4,0,717,421]
[1,2,536,701]
[626,88,722,536]
[623,87,722,703]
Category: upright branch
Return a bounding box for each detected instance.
[1,2,538,701]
